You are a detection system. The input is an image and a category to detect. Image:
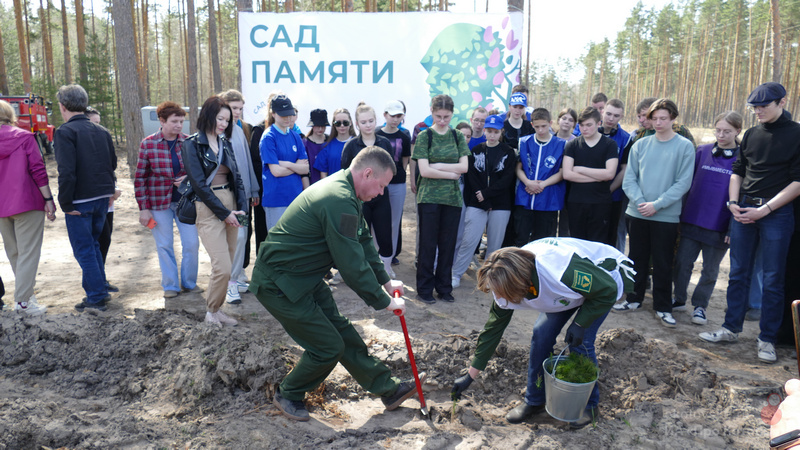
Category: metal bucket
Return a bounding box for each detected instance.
[542,350,598,422]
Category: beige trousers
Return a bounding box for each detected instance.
[0,210,45,304]
[195,188,238,312]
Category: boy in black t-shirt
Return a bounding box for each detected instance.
[562,107,619,243]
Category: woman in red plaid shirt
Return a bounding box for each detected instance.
[134,101,201,299]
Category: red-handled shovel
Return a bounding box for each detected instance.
[393,290,429,418]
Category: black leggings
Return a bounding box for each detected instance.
[363,190,393,258]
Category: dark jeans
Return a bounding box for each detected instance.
[363,193,393,258]
[672,236,728,309]
[568,202,611,244]
[513,207,558,247]
[723,204,794,343]
[64,198,109,304]
[525,308,608,409]
[99,211,113,265]
[416,203,461,296]
[626,216,678,312]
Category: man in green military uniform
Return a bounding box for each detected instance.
[250,147,422,422]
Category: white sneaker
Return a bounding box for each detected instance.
[237,281,249,293]
[612,300,642,313]
[226,283,241,304]
[655,311,676,328]
[15,295,47,316]
[216,311,238,326]
[699,327,738,343]
[691,307,708,325]
[205,311,222,327]
[757,339,777,363]
[452,277,461,289]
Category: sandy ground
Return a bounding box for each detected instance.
[0,148,793,449]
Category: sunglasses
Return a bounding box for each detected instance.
[333,120,351,127]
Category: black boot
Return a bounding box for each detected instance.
[506,402,546,424]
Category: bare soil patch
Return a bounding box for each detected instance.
[0,150,791,449]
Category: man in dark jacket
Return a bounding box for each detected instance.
[54,84,117,312]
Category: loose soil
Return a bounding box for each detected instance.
[0,148,792,449]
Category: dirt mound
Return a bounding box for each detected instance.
[0,312,780,448]
[0,309,293,448]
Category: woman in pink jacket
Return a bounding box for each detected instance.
[0,100,56,314]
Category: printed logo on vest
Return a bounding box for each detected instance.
[555,298,570,307]
[544,155,557,169]
[572,270,593,293]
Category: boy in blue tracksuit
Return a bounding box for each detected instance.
[514,108,566,246]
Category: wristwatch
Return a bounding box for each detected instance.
[726,200,738,208]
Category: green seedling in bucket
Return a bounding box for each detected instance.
[551,352,597,384]
[543,348,599,422]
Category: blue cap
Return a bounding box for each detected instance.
[509,93,527,106]
[747,82,786,106]
[484,115,504,130]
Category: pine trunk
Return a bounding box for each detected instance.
[208,0,222,93]
[60,0,72,83]
[111,0,145,176]
[771,0,781,82]
[13,0,33,93]
[75,0,88,83]
[142,0,151,104]
[153,6,160,101]
[0,26,8,95]
[758,22,769,85]
[186,0,199,133]
[167,0,173,100]
[39,0,54,86]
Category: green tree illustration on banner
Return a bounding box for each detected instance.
[421,19,520,123]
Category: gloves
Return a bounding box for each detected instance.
[564,322,585,347]
[451,373,474,400]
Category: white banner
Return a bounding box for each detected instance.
[238,12,522,128]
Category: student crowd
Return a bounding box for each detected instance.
[1,81,799,428]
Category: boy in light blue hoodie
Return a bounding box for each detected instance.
[613,99,694,328]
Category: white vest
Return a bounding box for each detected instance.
[493,238,633,312]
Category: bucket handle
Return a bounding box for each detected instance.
[550,344,590,375]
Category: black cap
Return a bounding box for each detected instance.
[746,82,786,106]
[271,95,295,117]
[307,109,330,127]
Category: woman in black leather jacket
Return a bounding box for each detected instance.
[182,96,247,327]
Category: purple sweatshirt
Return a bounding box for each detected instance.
[0,125,49,217]
[680,143,737,232]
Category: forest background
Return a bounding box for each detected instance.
[0,0,798,174]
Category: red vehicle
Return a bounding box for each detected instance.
[0,94,55,155]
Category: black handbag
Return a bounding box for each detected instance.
[176,180,197,225]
